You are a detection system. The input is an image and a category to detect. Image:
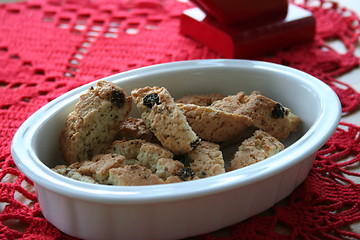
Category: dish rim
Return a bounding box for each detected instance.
[11,59,341,204]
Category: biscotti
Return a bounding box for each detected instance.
[177,103,252,143]
[211,91,301,141]
[60,81,132,164]
[131,86,200,155]
[229,130,284,171]
[187,141,225,178]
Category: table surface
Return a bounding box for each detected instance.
[0,0,359,238]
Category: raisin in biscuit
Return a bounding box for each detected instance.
[229,130,284,171]
[131,86,200,155]
[187,141,225,178]
[176,93,224,106]
[177,103,252,143]
[60,80,132,164]
[236,92,301,141]
[211,91,301,141]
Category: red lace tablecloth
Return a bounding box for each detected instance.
[1,0,360,239]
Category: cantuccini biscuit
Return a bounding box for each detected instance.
[60,81,132,164]
[177,103,252,143]
[187,141,225,178]
[211,91,301,141]
[229,130,284,171]
[131,86,200,155]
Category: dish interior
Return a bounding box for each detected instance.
[32,62,321,171]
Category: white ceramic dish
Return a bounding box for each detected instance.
[12,59,341,240]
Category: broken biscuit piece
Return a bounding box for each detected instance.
[155,158,185,180]
[60,81,132,164]
[131,86,200,155]
[53,153,126,184]
[53,163,98,184]
[211,91,301,141]
[137,142,174,172]
[108,164,165,186]
[188,141,225,178]
[229,130,284,171]
[177,103,252,143]
[106,139,146,165]
[78,153,126,184]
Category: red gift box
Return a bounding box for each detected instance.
[180,4,316,58]
[191,0,288,26]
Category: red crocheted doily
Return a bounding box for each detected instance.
[0,0,359,239]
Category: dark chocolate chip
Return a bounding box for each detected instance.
[143,93,160,108]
